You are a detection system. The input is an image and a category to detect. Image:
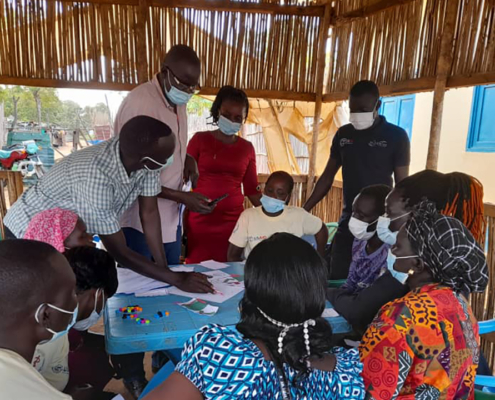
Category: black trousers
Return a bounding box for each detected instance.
[3,226,17,239]
[326,214,354,280]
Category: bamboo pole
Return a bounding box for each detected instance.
[136,0,149,83]
[425,0,459,170]
[306,0,331,198]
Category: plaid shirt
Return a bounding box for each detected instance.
[4,138,161,237]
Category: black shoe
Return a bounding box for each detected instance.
[124,378,149,400]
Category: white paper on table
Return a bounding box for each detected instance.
[168,270,244,304]
[322,308,340,318]
[116,266,194,294]
[178,298,219,316]
[344,339,360,348]
[135,288,170,297]
[200,260,229,270]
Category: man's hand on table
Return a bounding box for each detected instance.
[170,271,215,293]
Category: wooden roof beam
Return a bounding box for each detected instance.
[331,0,417,26]
[47,0,325,17]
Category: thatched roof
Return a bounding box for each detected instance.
[0,0,493,101]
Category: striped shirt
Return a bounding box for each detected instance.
[4,137,161,237]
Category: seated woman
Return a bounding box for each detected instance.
[65,247,118,397]
[326,170,484,334]
[24,209,116,399]
[227,171,328,261]
[24,207,94,252]
[342,184,391,293]
[360,201,488,400]
[143,233,365,400]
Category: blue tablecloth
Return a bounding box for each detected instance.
[104,263,351,355]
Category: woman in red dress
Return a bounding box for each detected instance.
[186,86,261,263]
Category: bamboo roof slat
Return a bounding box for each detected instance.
[0,0,494,101]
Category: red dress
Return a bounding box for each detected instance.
[185,132,259,263]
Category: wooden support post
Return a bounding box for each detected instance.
[136,0,149,83]
[306,1,332,198]
[426,0,459,170]
[268,100,301,175]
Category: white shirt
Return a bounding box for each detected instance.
[0,348,72,400]
[116,75,188,243]
[32,335,70,391]
[229,206,323,258]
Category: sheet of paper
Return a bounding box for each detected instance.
[344,339,360,348]
[322,308,340,318]
[136,288,170,297]
[116,266,194,294]
[200,260,229,270]
[178,298,219,316]
[168,270,244,303]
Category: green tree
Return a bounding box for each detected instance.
[187,95,212,116]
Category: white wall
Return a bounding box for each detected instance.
[409,87,495,203]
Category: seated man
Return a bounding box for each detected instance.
[0,239,79,400]
[32,247,118,399]
[227,171,328,261]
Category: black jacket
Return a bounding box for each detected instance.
[326,270,409,336]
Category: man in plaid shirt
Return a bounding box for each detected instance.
[3,115,212,294]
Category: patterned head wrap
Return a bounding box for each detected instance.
[405,200,488,294]
[24,208,79,253]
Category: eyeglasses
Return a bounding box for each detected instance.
[166,67,200,94]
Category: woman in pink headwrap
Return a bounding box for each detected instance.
[24,208,94,252]
[25,208,114,399]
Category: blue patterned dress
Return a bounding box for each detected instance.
[176,324,365,399]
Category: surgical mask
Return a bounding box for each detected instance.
[387,250,419,284]
[35,303,78,344]
[261,194,286,214]
[349,101,378,130]
[377,212,410,245]
[141,155,174,171]
[164,74,193,105]
[218,115,242,136]
[73,289,104,332]
[348,216,377,241]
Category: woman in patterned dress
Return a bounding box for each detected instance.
[360,201,488,400]
[144,233,365,400]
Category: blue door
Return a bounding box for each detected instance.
[379,94,416,139]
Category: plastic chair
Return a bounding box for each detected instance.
[328,279,346,288]
[138,360,176,399]
[326,222,338,245]
[475,389,495,399]
[475,319,495,393]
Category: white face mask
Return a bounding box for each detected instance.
[35,303,79,344]
[348,216,377,241]
[387,250,419,284]
[141,155,174,171]
[73,289,104,332]
[376,212,411,245]
[349,100,379,130]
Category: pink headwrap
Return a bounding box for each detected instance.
[24,208,79,253]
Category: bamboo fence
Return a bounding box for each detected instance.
[0,0,494,101]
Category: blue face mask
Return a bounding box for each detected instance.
[377,212,410,245]
[35,303,79,344]
[141,155,174,171]
[386,250,418,285]
[165,84,193,106]
[261,194,286,214]
[218,115,242,136]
